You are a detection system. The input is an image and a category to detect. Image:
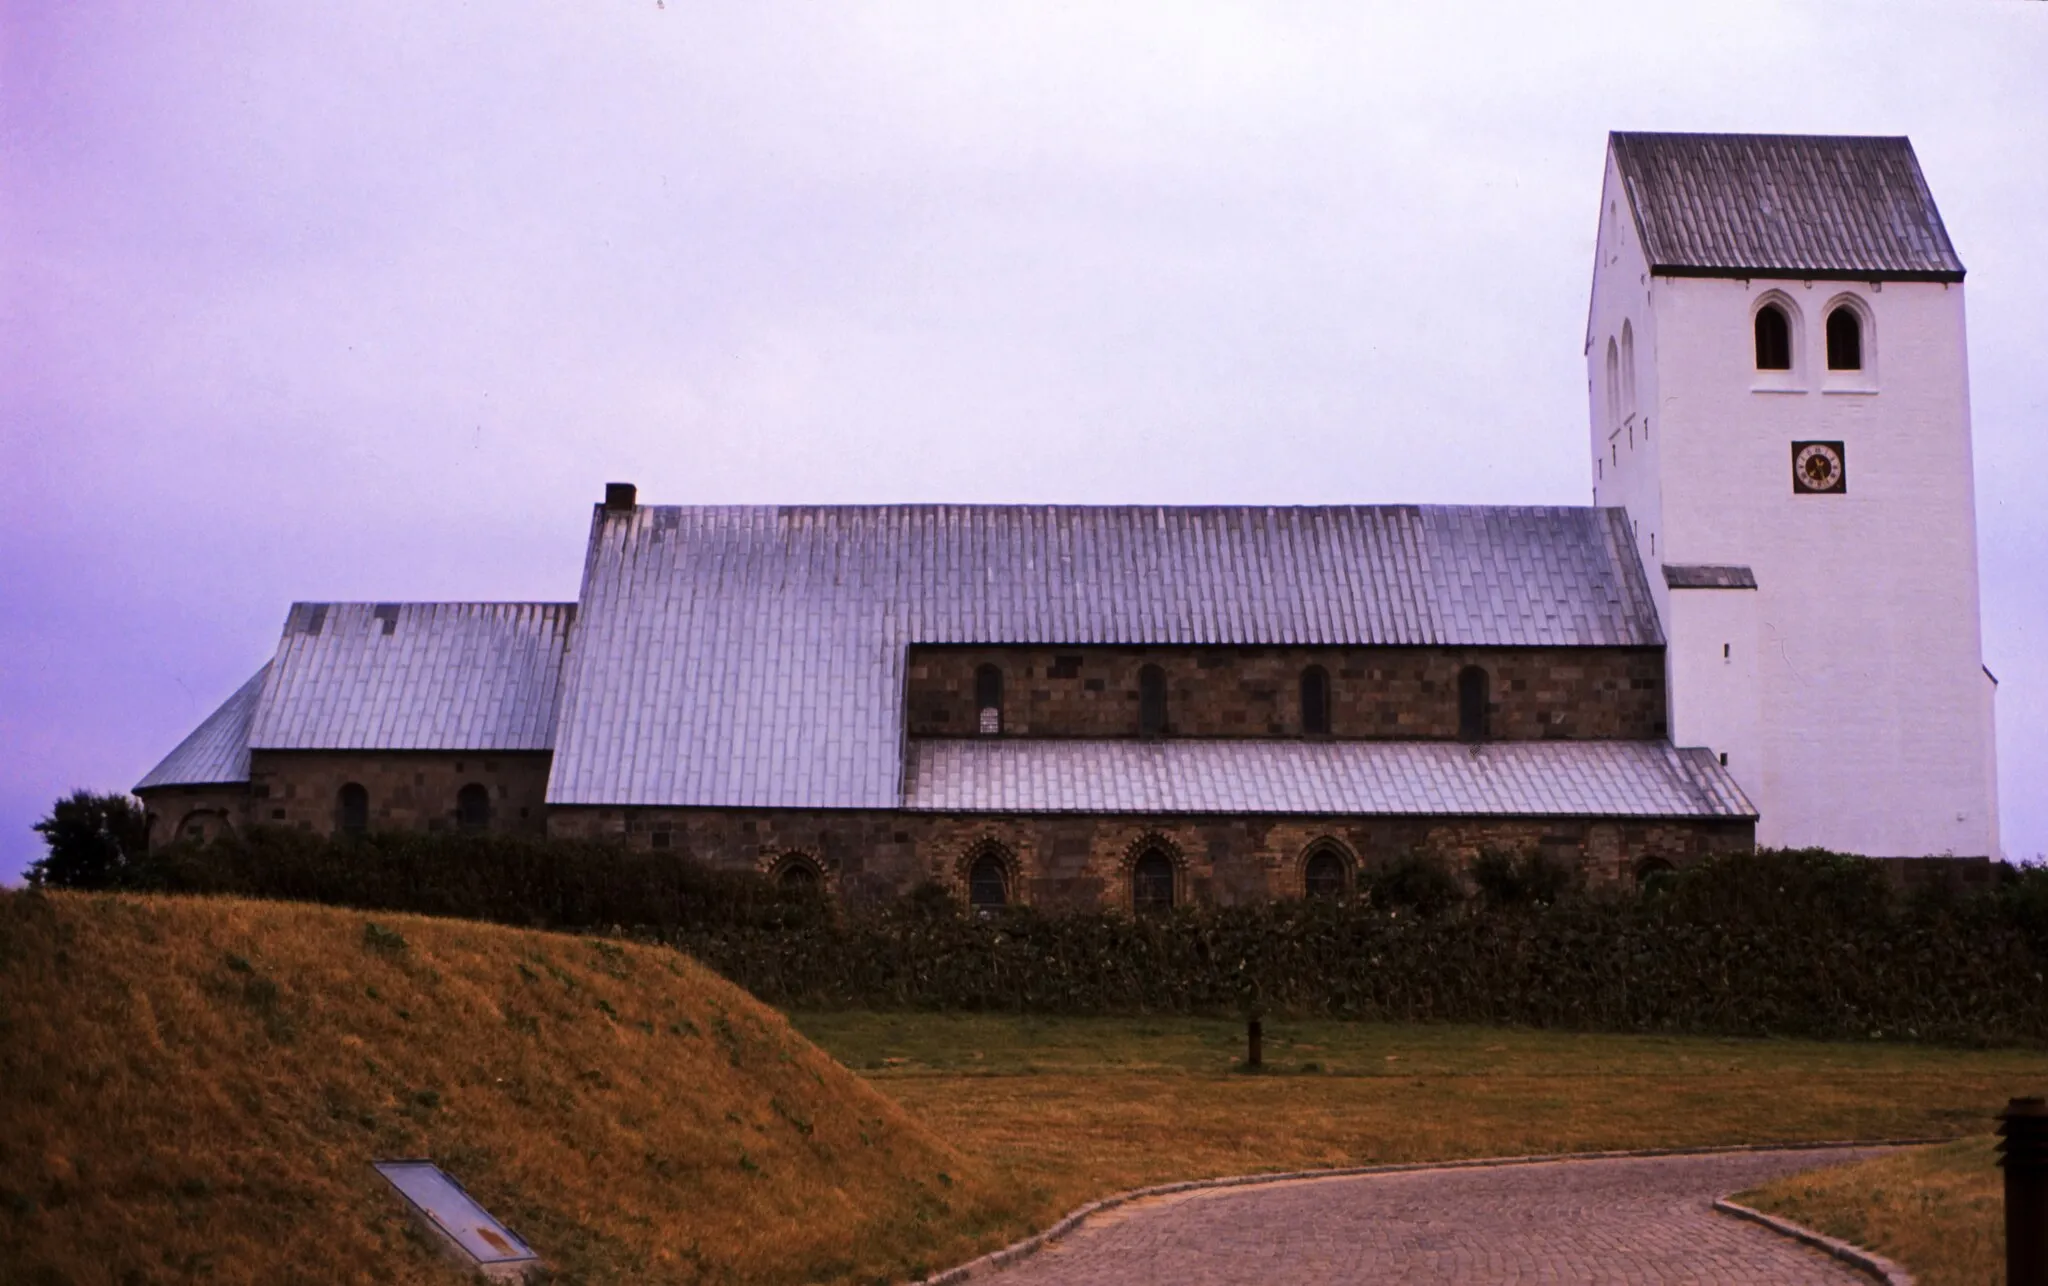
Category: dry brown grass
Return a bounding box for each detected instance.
[0,892,1018,1286]
[793,1011,2047,1221]
[1740,1137,2003,1286]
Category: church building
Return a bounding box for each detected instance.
[134,132,2001,910]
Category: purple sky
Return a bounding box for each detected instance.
[4,3,2044,880]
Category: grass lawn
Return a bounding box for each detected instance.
[791,1009,2045,1261]
[1740,1137,2003,1286]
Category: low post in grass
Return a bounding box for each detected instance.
[2002,1096,2048,1286]
[1245,1010,1263,1070]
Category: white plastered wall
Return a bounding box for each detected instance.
[1588,151,1999,856]
[1663,587,1761,795]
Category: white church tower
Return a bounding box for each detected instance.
[1587,132,1999,857]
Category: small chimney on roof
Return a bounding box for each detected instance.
[603,482,638,512]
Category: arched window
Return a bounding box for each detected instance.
[1620,320,1637,420]
[967,852,1009,910]
[456,783,491,831]
[1138,664,1167,737]
[1299,665,1331,735]
[1604,338,1620,430]
[337,783,369,836]
[974,664,1003,736]
[775,855,822,892]
[1826,305,1862,371]
[1754,303,1792,371]
[1131,848,1176,914]
[1302,842,1350,899]
[1457,666,1489,741]
[178,810,228,845]
[1634,856,1676,889]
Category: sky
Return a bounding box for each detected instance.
[3,2,2044,881]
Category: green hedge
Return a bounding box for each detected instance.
[677,851,2048,1043]
[123,830,2048,1043]
[126,827,828,932]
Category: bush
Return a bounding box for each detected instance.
[124,832,2048,1044]
[1367,852,1464,916]
[673,850,2048,1044]
[130,826,828,934]
[28,791,150,890]
[1469,846,1577,909]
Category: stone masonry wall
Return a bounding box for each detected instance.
[546,805,1752,912]
[246,750,553,836]
[137,784,252,850]
[904,646,1668,741]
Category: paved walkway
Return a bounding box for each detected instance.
[976,1147,1896,1284]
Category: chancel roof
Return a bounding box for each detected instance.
[905,738,1755,820]
[546,504,1664,809]
[1610,132,1963,281]
[248,601,576,752]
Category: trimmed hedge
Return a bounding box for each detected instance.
[679,852,2048,1043]
[126,827,828,932]
[124,829,2048,1043]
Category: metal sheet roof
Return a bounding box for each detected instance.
[135,665,270,789]
[904,737,1754,819]
[249,602,575,751]
[1663,564,1757,590]
[548,504,1664,808]
[1611,133,1963,281]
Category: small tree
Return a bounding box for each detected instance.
[28,790,150,890]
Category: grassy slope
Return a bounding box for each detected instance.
[1741,1138,2003,1286]
[0,892,1013,1286]
[794,1011,2048,1218]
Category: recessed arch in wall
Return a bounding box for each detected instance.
[456,782,491,831]
[1620,319,1637,421]
[1299,664,1331,735]
[1119,831,1185,914]
[175,809,233,845]
[956,836,1019,911]
[1299,837,1354,899]
[1604,337,1621,431]
[336,783,370,836]
[766,850,828,893]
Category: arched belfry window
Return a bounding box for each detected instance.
[1826,305,1863,371]
[974,664,1003,736]
[1620,320,1637,420]
[968,850,1009,910]
[1302,841,1350,899]
[337,783,369,836]
[1300,665,1331,735]
[1457,665,1490,741]
[456,783,491,831]
[1138,664,1167,737]
[1131,847,1176,914]
[1754,303,1792,371]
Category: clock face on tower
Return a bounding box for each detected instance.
[1792,440,1847,495]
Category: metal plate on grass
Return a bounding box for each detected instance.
[373,1159,538,1268]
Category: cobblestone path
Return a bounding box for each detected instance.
[975,1147,1896,1284]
